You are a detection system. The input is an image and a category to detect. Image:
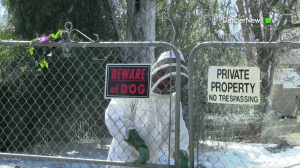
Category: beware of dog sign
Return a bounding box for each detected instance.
[104,64,151,99]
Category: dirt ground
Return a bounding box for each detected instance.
[280,133,300,145]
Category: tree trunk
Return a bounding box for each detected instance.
[125,0,156,64]
[105,0,123,41]
[238,0,274,138]
[236,0,254,63]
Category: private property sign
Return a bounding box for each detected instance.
[105,64,151,99]
[207,66,260,105]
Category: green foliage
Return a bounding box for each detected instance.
[0,42,27,82]
[39,60,48,68]
[0,0,118,152]
[156,0,203,57]
[2,0,116,41]
[0,29,63,82]
[28,47,34,55]
[296,110,300,116]
[20,66,27,72]
[25,29,63,77]
[275,1,280,8]
[155,0,258,143]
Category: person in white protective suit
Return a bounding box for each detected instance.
[105,51,189,168]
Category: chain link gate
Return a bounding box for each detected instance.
[188,42,300,168]
[0,37,185,167]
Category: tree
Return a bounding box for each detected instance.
[1,0,159,152]
[0,0,118,152]
[125,0,157,64]
[2,0,116,40]
[105,0,157,63]
[182,0,300,138]
[156,0,204,57]
[235,0,300,135]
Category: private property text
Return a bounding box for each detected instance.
[208,67,260,105]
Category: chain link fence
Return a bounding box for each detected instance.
[0,40,184,168]
[188,42,300,168]
[3,38,300,168]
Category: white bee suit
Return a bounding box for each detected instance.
[105,93,189,167]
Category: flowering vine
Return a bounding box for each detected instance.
[27,30,63,76]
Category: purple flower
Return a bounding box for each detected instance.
[39,36,47,43]
[48,35,52,40]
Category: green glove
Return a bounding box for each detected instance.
[125,129,149,166]
[180,150,189,168]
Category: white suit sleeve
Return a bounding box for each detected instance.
[105,99,135,142]
[169,94,189,158]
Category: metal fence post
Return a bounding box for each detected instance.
[173,49,182,168]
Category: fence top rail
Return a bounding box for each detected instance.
[188,41,300,63]
[191,41,300,48]
[0,40,177,48]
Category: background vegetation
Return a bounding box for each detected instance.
[0,0,300,153]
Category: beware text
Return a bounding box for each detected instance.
[105,65,151,99]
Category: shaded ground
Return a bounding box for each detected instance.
[0,141,175,168]
[197,141,300,168]
[280,133,300,145]
[1,140,300,168]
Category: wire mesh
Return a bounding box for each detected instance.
[188,42,300,168]
[0,41,185,168]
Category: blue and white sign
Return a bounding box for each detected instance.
[281,71,300,88]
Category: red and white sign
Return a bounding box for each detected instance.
[104,64,151,99]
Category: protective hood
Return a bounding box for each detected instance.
[151,51,188,95]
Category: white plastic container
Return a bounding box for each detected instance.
[297,116,300,123]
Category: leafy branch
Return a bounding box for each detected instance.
[27,29,63,76]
